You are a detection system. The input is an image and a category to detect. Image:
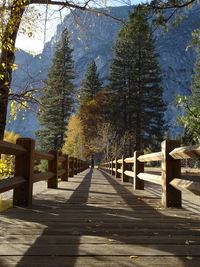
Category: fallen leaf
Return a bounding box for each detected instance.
[130,256,139,259]
[186,256,193,260]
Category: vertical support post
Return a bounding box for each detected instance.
[109,161,112,174]
[48,150,58,188]
[61,154,68,181]
[71,157,74,177]
[122,155,129,182]
[13,138,35,206]
[161,140,181,208]
[74,158,77,175]
[68,157,74,177]
[111,160,114,175]
[115,158,120,178]
[134,151,144,190]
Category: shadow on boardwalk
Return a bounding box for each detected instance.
[0,169,200,266]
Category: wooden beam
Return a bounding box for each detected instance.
[169,144,200,159]
[33,172,54,183]
[124,157,134,163]
[34,151,54,161]
[0,140,26,156]
[170,178,200,196]
[137,152,162,162]
[48,150,58,189]
[122,155,129,182]
[58,169,66,177]
[61,155,68,181]
[0,176,25,193]
[161,140,182,208]
[137,173,162,185]
[124,170,134,178]
[13,138,35,206]
[134,151,144,190]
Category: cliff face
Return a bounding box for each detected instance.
[7,5,199,138]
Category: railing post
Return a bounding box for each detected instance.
[161,140,181,208]
[109,160,112,175]
[69,157,74,177]
[48,150,58,188]
[61,154,68,181]
[74,158,77,175]
[115,158,120,178]
[13,138,35,206]
[122,155,129,182]
[111,159,114,175]
[134,151,144,190]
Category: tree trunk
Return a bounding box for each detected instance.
[0,1,25,140]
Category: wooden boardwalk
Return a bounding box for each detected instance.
[0,169,200,266]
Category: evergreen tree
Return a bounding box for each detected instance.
[176,29,200,143]
[107,9,166,153]
[36,29,75,151]
[79,61,102,105]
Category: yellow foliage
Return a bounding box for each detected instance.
[62,114,88,159]
[0,131,20,178]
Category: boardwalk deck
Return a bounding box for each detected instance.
[0,169,200,266]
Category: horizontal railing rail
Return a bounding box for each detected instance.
[99,140,200,208]
[0,138,89,206]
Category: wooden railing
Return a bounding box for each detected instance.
[99,140,200,208]
[0,138,88,206]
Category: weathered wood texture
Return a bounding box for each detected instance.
[0,169,199,266]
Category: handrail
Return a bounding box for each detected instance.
[99,139,200,208]
[0,140,27,155]
[137,152,162,162]
[0,176,26,193]
[34,151,55,161]
[0,138,89,207]
[169,144,200,159]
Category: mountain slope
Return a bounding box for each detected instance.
[7,5,200,138]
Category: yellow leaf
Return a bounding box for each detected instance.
[130,256,139,259]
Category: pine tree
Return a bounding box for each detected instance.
[36,29,75,151]
[107,9,166,153]
[79,61,102,105]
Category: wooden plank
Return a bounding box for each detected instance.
[34,151,54,161]
[117,168,123,174]
[117,159,123,164]
[124,157,134,163]
[0,244,200,256]
[170,144,200,159]
[58,169,66,177]
[0,256,200,267]
[138,152,162,162]
[170,178,200,196]
[0,140,26,156]
[33,172,54,183]
[58,156,66,163]
[0,176,25,193]
[0,168,199,266]
[138,173,162,185]
[124,170,134,178]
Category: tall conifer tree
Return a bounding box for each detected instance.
[107,9,166,153]
[79,61,102,105]
[36,29,75,151]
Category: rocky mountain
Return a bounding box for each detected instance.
[7,5,200,139]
